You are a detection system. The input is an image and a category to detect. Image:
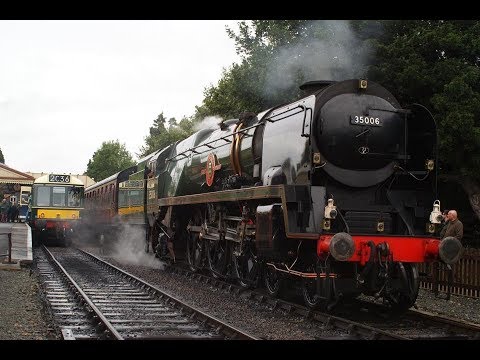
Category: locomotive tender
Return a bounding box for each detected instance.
[90,79,463,311]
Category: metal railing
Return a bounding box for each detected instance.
[0,232,13,264]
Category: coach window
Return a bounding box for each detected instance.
[36,186,51,206]
[109,184,112,202]
[119,189,127,207]
[52,187,66,207]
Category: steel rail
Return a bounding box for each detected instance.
[408,308,480,338]
[42,245,123,339]
[345,297,480,340]
[159,262,409,340]
[80,249,258,340]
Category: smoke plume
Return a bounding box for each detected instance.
[262,20,377,100]
[193,115,224,131]
[110,223,165,269]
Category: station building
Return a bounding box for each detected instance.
[0,165,95,265]
[0,163,35,206]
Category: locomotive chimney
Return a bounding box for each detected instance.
[299,80,336,95]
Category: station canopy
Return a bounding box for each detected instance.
[0,163,35,185]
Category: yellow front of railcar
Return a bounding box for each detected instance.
[30,174,84,246]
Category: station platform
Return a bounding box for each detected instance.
[0,222,33,266]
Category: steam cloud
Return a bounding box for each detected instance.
[109,223,165,269]
[75,211,164,270]
[262,20,378,100]
[193,115,224,131]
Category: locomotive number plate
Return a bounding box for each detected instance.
[350,115,382,126]
[49,174,70,183]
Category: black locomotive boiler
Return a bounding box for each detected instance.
[114,79,463,311]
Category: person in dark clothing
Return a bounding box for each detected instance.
[437,209,449,235]
[14,203,20,222]
[0,199,7,222]
[7,201,14,222]
[439,210,464,242]
[437,209,464,295]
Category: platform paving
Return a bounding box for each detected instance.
[0,222,33,265]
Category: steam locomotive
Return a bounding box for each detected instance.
[86,79,463,312]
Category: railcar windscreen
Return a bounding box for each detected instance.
[35,186,50,206]
[53,187,66,206]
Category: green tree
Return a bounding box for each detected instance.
[0,147,4,163]
[194,21,307,119]
[194,20,374,120]
[368,20,480,219]
[139,112,194,157]
[85,140,135,182]
[196,20,480,219]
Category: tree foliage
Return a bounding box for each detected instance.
[0,147,4,164]
[132,21,480,219]
[194,20,376,120]
[194,20,307,119]
[138,112,194,157]
[85,140,135,182]
[196,20,480,182]
[368,20,480,182]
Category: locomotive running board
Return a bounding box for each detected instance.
[157,185,319,240]
[158,185,284,206]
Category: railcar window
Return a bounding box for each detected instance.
[119,190,127,207]
[68,187,83,207]
[129,190,142,206]
[52,187,66,207]
[36,186,51,206]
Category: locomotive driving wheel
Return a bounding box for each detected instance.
[187,233,204,272]
[264,264,283,297]
[232,239,261,288]
[207,238,229,279]
[186,210,205,272]
[302,264,331,311]
[385,262,420,312]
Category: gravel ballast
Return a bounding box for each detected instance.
[1,245,479,340]
[81,245,480,337]
[0,266,57,340]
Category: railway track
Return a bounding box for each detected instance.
[133,259,409,340]
[336,299,480,340]
[35,246,258,340]
[150,258,480,340]
[65,245,480,340]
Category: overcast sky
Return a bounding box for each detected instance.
[0,20,241,175]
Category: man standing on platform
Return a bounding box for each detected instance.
[440,209,464,243]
